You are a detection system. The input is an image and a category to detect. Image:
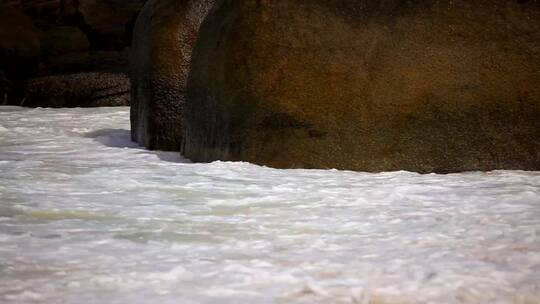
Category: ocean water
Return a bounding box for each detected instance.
[0,106,539,304]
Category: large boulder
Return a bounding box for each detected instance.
[183,0,540,173]
[130,0,215,150]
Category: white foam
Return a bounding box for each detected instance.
[0,106,539,303]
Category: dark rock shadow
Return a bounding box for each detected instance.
[84,128,189,163]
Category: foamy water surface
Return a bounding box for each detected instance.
[0,106,539,303]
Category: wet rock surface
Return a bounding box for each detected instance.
[183,0,540,173]
[130,0,215,150]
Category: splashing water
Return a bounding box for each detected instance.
[0,106,539,304]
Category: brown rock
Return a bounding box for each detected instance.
[0,5,41,77]
[1,0,141,108]
[78,0,146,50]
[184,0,540,173]
[130,0,215,150]
[25,72,129,107]
[41,26,89,57]
[6,0,145,50]
[10,0,61,30]
[0,5,41,104]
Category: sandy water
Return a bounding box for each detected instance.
[0,106,539,303]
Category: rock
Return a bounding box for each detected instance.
[184,0,540,173]
[41,26,90,57]
[78,0,146,50]
[5,0,145,51]
[25,72,129,107]
[40,50,130,76]
[0,1,137,107]
[0,71,9,105]
[0,5,41,78]
[130,0,215,150]
[18,0,62,30]
[0,5,41,104]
